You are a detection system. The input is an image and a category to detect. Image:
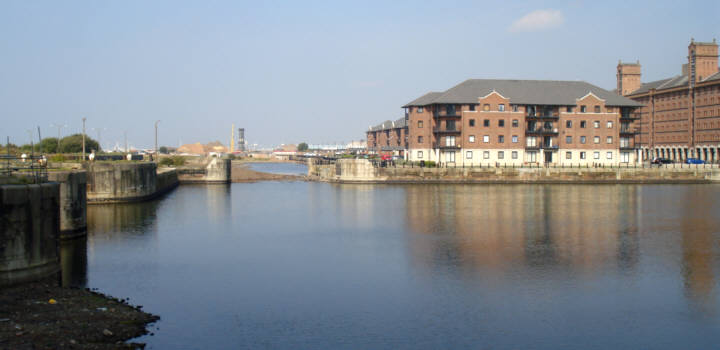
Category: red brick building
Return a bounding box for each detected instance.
[400,80,641,165]
[366,117,408,156]
[618,38,720,162]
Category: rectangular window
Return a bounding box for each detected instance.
[607,121,613,128]
[581,105,587,113]
[418,136,423,143]
[594,151,600,159]
[580,151,586,159]
[417,151,423,159]
[566,136,572,144]
[526,136,537,147]
[418,107,423,113]
[512,135,518,143]
[594,136,600,144]
[512,119,519,127]
[483,151,490,159]
[469,135,476,143]
[445,136,456,147]
[498,135,504,143]
[606,152,613,159]
[620,137,630,148]
[512,151,518,159]
[580,121,586,128]
[499,104,505,111]
[566,120,572,128]
[594,121,600,128]
[469,119,475,127]
[566,151,572,159]
[567,106,573,113]
[527,151,537,162]
[445,151,455,162]
[418,120,423,128]
[606,136,613,144]
[483,119,490,127]
[446,120,456,131]
[621,152,630,163]
[466,151,473,159]
[483,135,489,143]
[580,136,586,144]
[512,105,519,112]
[469,104,476,111]
[594,106,601,113]
[499,119,505,127]
[446,104,456,115]
[498,151,504,159]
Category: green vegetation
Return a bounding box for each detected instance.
[57,134,100,153]
[38,137,59,153]
[159,156,186,167]
[298,142,309,152]
[159,146,169,154]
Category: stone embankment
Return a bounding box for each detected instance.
[309,159,720,184]
[84,162,178,203]
[0,183,60,286]
[48,171,87,238]
[178,158,232,184]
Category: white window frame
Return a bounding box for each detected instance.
[445,151,455,162]
[594,136,600,144]
[580,151,586,159]
[593,151,600,159]
[417,151,423,159]
[498,104,505,112]
[607,121,613,128]
[512,135,518,143]
[527,151,537,162]
[466,151,473,159]
[606,136,613,144]
[483,135,490,143]
[446,136,456,147]
[607,152,613,159]
[566,151,572,159]
[620,152,630,163]
[469,135,475,143]
[418,107,423,113]
[511,151,518,159]
[498,151,504,159]
[483,151,490,159]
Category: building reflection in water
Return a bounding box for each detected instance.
[405,185,641,277]
[60,236,88,288]
[679,186,718,315]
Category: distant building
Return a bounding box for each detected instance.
[618,38,720,162]
[365,118,408,156]
[177,141,228,155]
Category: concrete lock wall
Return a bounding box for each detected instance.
[47,171,87,237]
[157,168,179,193]
[312,159,720,183]
[0,183,61,286]
[205,158,231,183]
[85,162,158,203]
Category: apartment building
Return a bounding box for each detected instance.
[402,79,642,165]
[366,117,408,156]
[618,38,720,163]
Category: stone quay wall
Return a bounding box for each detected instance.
[85,162,179,203]
[178,158,231,184]
[0,183,61,286]
[309,159,720,184]
[47,171,87,238]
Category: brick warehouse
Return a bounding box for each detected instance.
[369,79,642,166]
[618,38,720,163]
[366,117,408,156]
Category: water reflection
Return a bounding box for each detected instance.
[60,237,87,288]
[405,185,642,276]
[88,200,161,236]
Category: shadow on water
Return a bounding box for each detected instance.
[60,236,87,288]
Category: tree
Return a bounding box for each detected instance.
[58,134,100,153]
[298,142,309,152]
[159,146,169,154]
[38,137,59,153]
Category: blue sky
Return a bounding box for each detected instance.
[0,0,717,149]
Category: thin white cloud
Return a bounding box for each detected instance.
[509,9,564,33]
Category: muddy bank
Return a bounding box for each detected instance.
[0,279,158,349]
[231,162,304,182]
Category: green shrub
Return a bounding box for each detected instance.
[49,154,66,162]
[425,161,436,168]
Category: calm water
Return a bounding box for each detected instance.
[63,164,720,349]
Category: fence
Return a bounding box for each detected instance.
[0,154,48,183]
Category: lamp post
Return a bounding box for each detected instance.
[51,123,66,152]
[154,120,160,161]
[82,117,86,161]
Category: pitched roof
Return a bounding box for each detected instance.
[402,92,443,107]
[704,71,720,82]
[367,117,407,132]
[405,79,642,107]
[630,70,720,95]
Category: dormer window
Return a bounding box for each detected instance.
[580,105,587,113]
[498,104,505,112]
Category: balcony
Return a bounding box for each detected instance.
[433,127,462,134]
[526,144,558,150]
[436,144,461,150]
[526,113,559,120]
[619,128,638,135]
[525,127,558,135]
[619,145,636,151]
[433,112,461,118]
[620,113,639,120]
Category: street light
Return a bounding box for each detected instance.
[154,120,160,161]
[51,123,67,152]
[82,117,86,162]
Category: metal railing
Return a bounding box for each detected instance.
[0,154,48,183]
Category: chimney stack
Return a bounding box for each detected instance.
[688,38,719,84]
[617,60,642,96]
